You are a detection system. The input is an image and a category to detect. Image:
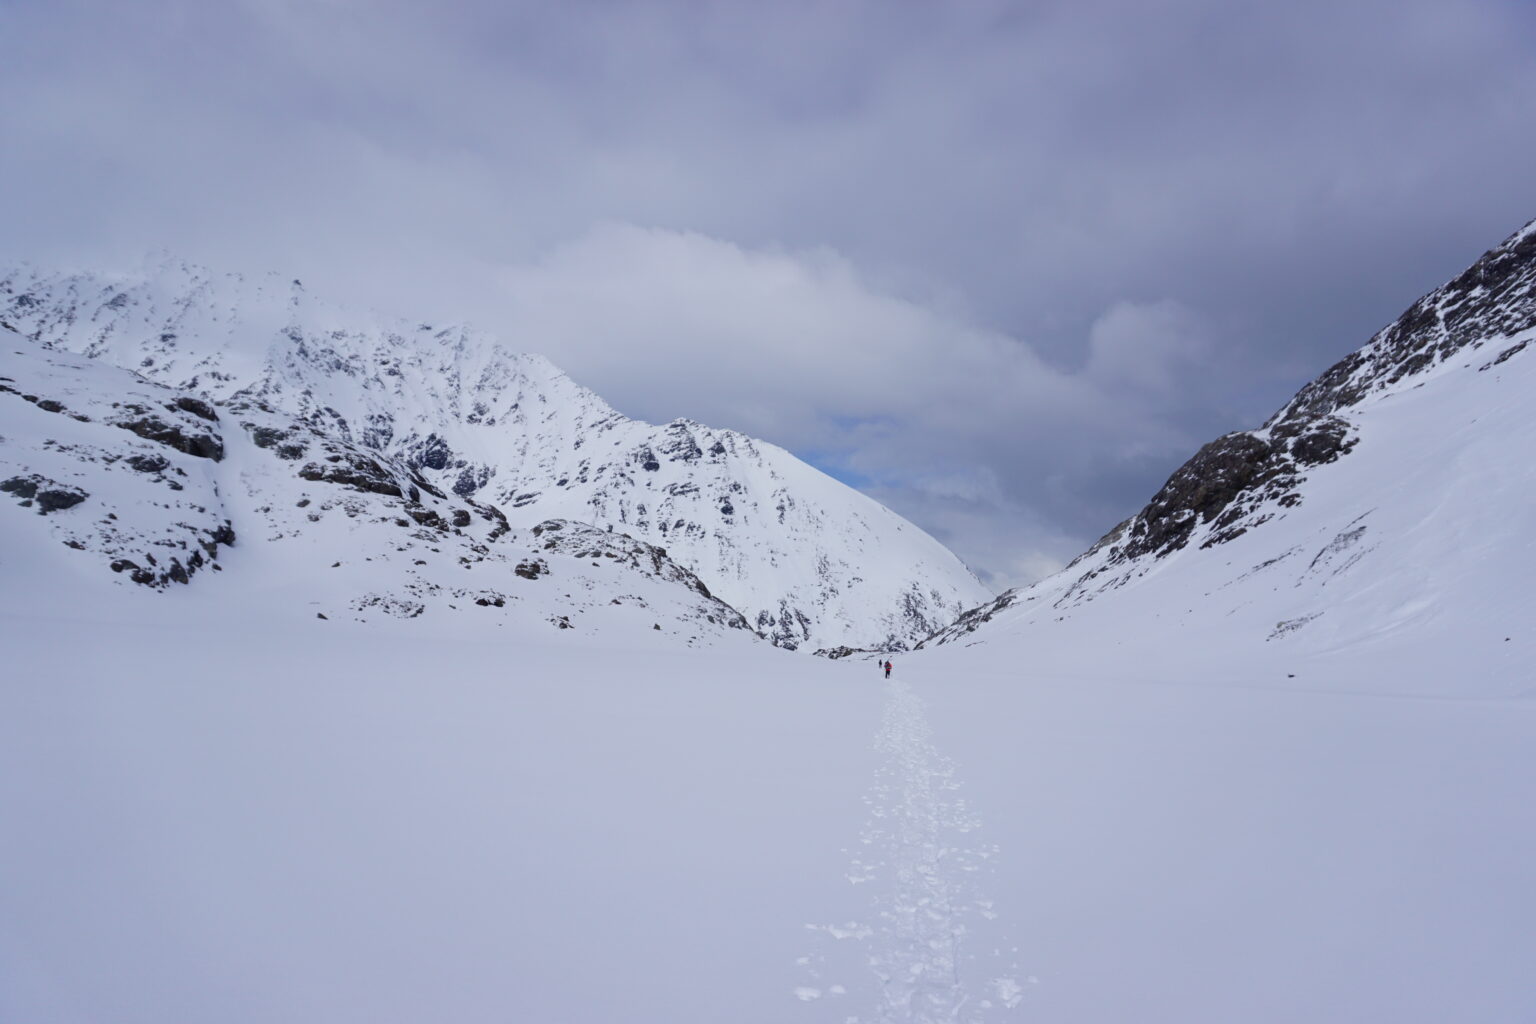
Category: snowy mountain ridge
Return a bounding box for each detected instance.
[0,331,762,643]
[922,217,1536,693]
[0,259,990,649]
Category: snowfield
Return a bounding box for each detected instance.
[3,598,1532,1023]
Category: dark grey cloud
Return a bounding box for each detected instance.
[4,0,1534,586]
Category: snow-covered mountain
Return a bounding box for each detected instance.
[0,330,759,644]
[923,217,1536,695]
[0,260,990,649]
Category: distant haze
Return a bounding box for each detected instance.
[5,0,1534,587]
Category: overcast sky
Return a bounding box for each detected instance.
[4,0,1535,587]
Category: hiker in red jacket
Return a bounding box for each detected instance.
[884,660,892,679]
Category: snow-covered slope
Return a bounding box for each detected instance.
[0,329,756,645]
[925,218,1536,695]
[0,260,989,649]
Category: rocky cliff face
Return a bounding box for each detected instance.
[0,259,990,649]
[925,217,1536,647]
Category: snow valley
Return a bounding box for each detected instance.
[3,217,1535,1024]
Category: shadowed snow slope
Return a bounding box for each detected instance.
[926,218,1536,699]
[0,260,990,650]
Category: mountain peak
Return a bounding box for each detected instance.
[1,257,990,650]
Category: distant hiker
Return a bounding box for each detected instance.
[884,660,892,679]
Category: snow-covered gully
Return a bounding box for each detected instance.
[805,677,1022,1023]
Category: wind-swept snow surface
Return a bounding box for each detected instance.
[5,608,1533,1023]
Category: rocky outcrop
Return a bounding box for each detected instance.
[1113,413,1358,560]
[531,519,757,634]
[1276,219,1536,424]
[298,452,407,499]
[2,474,87,513]
[1085,219,1535,568]
[108,401,224,461]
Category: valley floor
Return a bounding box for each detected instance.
[3,608,1533,1023]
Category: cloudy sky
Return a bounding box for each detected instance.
[5,0,1535,587]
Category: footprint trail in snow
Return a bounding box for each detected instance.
[801,678,1029,1022]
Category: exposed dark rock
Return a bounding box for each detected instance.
[406,469,446,500]
[1277,219,1536,425]
[361,413,395,450]
[1117,432,1284,560]
[109,559,158,585]
[1288,416,1357,467]
[125,453,170,474]
[659,423,704,462]
[754,601,813,649]
[114,412,224,461]
[248,424,287,448]
[404,505,448,532]
[416,433,453,471]
[35,487,87,513]
[481,503,511,543]
[451,509,472,528]
[173,396,219,421]
[3,474,87,513]
[298,453,403,498]
[1,476,39,499]
[813,645,870,660]
[1481,338,1530,370]
[453,468,482,496]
